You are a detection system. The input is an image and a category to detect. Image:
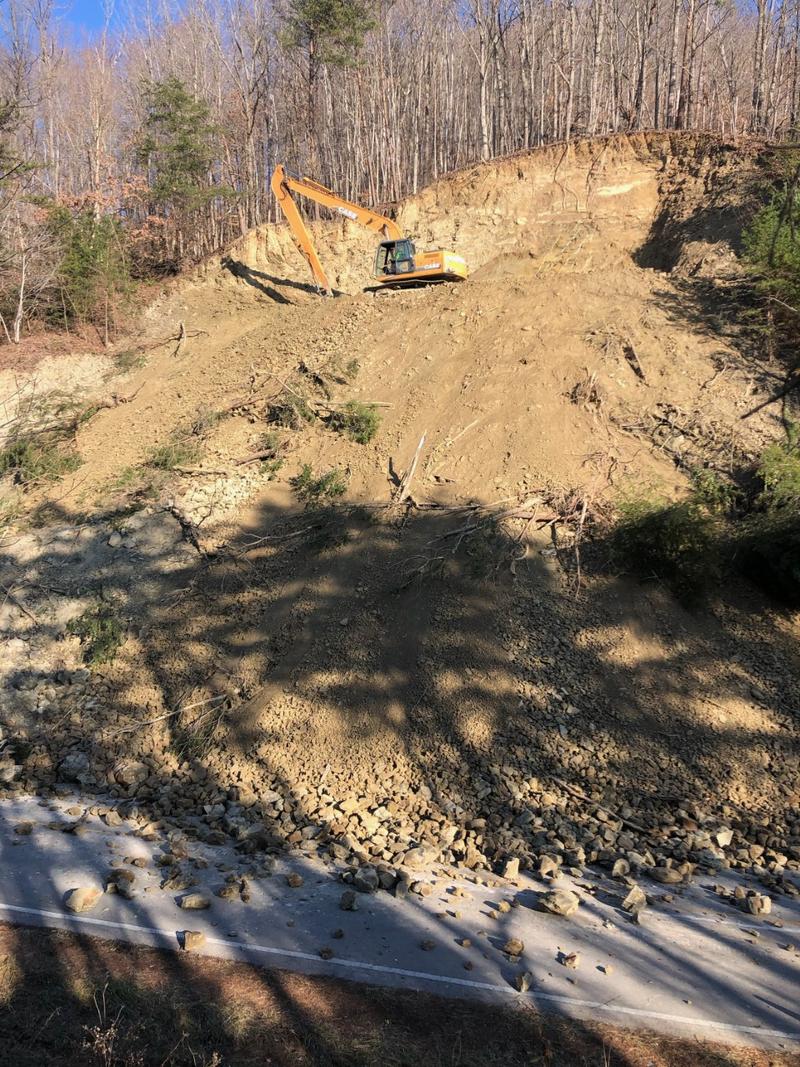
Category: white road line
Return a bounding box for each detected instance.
[0,901,798,1041]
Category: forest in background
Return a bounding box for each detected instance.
[0,0,799,341]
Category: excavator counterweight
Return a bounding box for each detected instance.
[270,165,467,294]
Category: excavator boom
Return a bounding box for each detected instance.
[270,164,467,293]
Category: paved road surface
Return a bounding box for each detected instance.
[0,794,798,1050]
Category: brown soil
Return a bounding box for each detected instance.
[1,133,798,910]
[0,922,794,1066]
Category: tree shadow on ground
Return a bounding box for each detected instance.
[0,483,799,1064]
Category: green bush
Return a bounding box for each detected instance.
[66,604,125,667]
[291,463,346,505]
[329,400,381,444]
[743,162,800,310]
[757,423,800,509]
[46,203,133,338]
[690,468,740,513]
[613,491,720,602]
[0,435,81,487]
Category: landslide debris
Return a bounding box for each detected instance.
[1,133,798,903]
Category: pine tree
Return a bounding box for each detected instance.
[281,0,375,169]
[135,78,226,265]
[47,205,133,343]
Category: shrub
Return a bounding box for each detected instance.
[613,491,719,602]
[739,511,800,606]
[190,404,221,437]
[328,400,380,444]
[66,604,125,667]
[0,435,81,487]
[690,467,740,513]
[757,423,800,509]
[291,463,346,505]
[743,162,800,311]
[113,347,146,374]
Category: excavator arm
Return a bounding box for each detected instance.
[270,164,402,294]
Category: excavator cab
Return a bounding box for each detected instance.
[374,239,416,277]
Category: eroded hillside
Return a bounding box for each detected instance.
[1,133,798,899]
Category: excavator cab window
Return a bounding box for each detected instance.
[375,239,416,276]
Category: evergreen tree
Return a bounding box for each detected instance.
[282,0,375,68]
[135,78,226,264]
[47,205,133,343]
[281,0,375,168]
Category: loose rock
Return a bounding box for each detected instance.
[540,889,580,917]
[181,930,206,951]
[64,887,102,913]
[178,892,211,910]
[340,890,358,911]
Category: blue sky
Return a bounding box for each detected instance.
[64,1,112,33]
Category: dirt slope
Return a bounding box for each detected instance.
[2,133,799,901]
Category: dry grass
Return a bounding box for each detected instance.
[0,923,792,1067]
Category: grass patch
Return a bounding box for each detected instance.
[112,347,146,374]
[328,400,381,444]
[66,604,125,667]
[0,953,21,1005]
[256,431,284,479]
[144,438,201,470]
[0,497,22,533]
[0,435,82,488]
[291,463,346,506]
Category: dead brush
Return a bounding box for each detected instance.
[266,387,316,428]
[568,369,605,414]
[82,982,137,1067]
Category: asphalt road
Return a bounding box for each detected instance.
[0,794,798,1051]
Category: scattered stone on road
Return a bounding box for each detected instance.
[178,892,211,910]
[622,885,647,912]
[64,887,102,913]
[560,951,580,969]
[420,939,435,951]
[611,858,630,879]
[540,889,580,917]
[13,822,33,835]
[286,873,304,888]
[745,892,772,916]
[515,970,533,992]
[340,890,358,911]
[181,930,206,951]
[319,946,334,960]
[503,937,524,957]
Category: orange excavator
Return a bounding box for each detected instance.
[270,165,468,295]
